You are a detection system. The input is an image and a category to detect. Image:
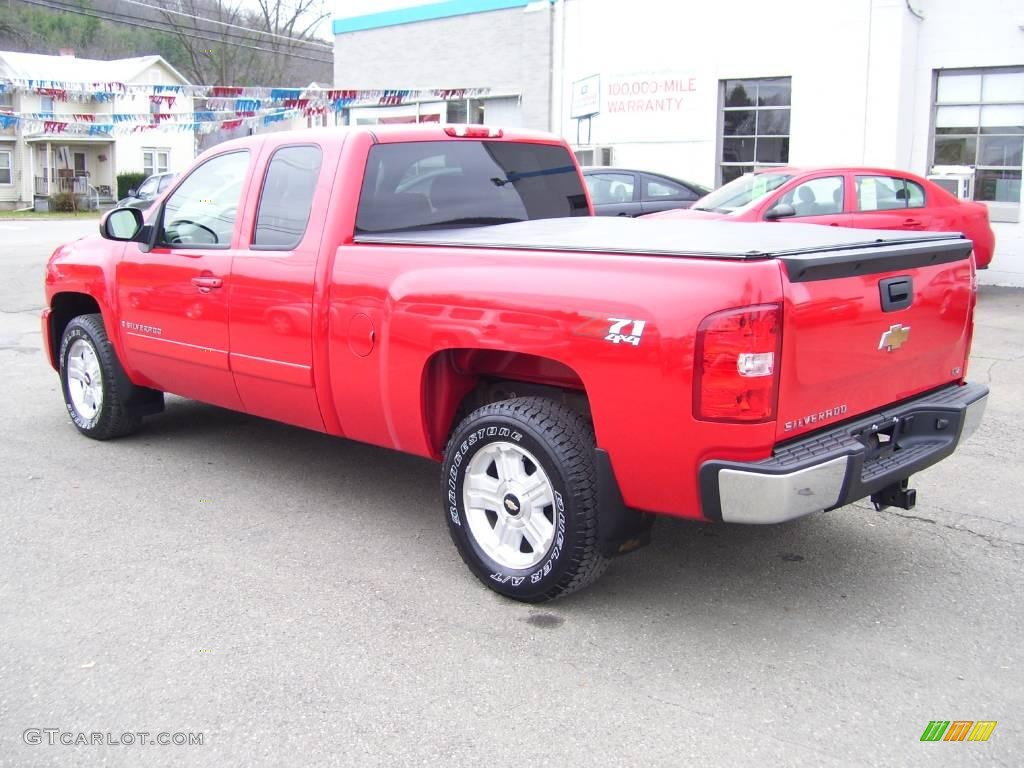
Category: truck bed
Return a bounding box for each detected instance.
[353,216,970,263]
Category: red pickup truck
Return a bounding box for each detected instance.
[42,125,988,602]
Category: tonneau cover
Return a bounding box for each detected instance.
[353,216,967,259]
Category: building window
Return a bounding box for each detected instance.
[933,67,1023,218]
[447,99,485,124]
[40,96,54,115]
[719,77,791,185]
[0,92,13,114]
[143,148,170,176]
[0,150,11,184]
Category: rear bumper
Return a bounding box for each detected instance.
[699,382,988,524]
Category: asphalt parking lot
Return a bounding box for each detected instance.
[1,219,1021,767]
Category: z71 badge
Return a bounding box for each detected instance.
[574,316,647,347]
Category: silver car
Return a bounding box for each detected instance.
[115,171,177,210]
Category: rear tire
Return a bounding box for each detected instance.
[59,314,143,440]
[442,396,609,602]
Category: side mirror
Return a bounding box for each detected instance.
[100,207,144,241]
[127,188,138,198]
[765,203,796,220]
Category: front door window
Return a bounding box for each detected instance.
[776,176,845,217]
[159,151,249,248]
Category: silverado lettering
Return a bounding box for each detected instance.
[42,125,988,602]
[120,320,162,335]
[784,405,849,432]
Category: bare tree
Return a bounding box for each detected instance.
[255,0,330,83]
[148,0,331,85]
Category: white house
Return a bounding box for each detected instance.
[0,50,195,210]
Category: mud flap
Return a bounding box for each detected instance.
[594,448,654,557]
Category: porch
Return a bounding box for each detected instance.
[27,138,117,210]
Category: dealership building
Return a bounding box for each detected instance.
[333,0,1024,286]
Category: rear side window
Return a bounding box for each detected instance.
[253,145,322,249]
[856,175,926,211]
[356,140,588,232]
[585,172,635,205]
[642,176,698,202]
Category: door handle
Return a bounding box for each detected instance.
[191,276,223,292]
[903,218,921,226]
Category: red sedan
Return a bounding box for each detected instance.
[648,167,995,268]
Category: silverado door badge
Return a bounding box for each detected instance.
[878,324,910,352]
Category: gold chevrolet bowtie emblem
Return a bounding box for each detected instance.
[879,324,911,352]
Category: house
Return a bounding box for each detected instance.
[0,50,195,210]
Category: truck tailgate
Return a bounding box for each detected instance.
[775,235,975,441]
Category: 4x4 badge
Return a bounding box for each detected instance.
[879,323,911,352]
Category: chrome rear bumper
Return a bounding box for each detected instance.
[700,383,988,524]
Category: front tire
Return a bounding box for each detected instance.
[442,397,609,602]
[59,314,143,440]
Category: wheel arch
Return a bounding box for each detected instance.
[47,292,103,370]
[420,348,592,459]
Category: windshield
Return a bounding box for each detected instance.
[695,172,792,213]
[356,140,589,232]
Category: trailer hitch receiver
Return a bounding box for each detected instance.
[871,478,917,512]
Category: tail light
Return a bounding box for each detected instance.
[963,264,978,378]
[444,125,503,138]
[694,304,782,422]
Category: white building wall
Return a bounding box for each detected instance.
[557,0,1023,285]
[906,0,1024,286]
[861,0,922,170]
[558,0,874,187]
[334,3,554,130]
[481,96,523,129]
[326,1,1023,283]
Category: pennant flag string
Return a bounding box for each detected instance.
[0,78,497,135]
[0,77,493,103]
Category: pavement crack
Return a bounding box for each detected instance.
[0,307,43,315]
[876,508,937,525]
[870,505,1024,549]
[985,358,999,384]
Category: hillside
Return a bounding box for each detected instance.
[0,0,332,86]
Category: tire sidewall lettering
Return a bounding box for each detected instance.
[60,327,101,431]
[446,419,568,595]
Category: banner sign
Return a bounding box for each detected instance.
[570,74,600,118]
